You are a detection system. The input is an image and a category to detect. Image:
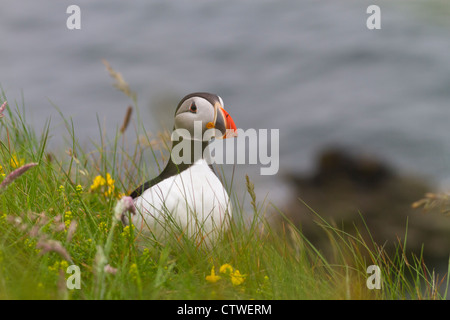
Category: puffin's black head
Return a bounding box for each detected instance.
[173,92,237,141]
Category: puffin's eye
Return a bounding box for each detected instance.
[189,103,197,113]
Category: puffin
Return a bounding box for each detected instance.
[128,92,237,245]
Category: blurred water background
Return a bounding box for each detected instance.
[1,0,450,209]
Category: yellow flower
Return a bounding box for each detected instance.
[104,184,115,197]
[75,184,83,193]
[24,238,36,249]
[105,173,114,186]
[90,173,117,197]
[60,260,69,271]
[64,211,72,229]
[129,263,139,281]
[104,173,115,196]
[98,221,108,233]
[48,260,69,273]
[121,225,135,238]
[90,175,106,191]
[230,269,246,286]
[10,154,25,168]
[219,263,233,274]
[206,266,221,283]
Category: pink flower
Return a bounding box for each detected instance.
[114,196,136,224]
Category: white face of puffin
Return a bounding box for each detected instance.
[173,93,236,141]
[174,96,217,141]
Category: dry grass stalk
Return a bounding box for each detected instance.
[412,192,450,215]
[102,59,136,101]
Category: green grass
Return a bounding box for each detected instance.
[0,87,449,300]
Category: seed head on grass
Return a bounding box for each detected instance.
[0,162,38,192]
[245,175,257,213]
[120,105,133,134]
[104,264,118,275]
[0,100,6,118]
[66,220,78,243]
[94,245,107,276]
[36,238,71,262]
[102,59,137,101]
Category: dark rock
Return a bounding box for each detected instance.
[280,147,450,269]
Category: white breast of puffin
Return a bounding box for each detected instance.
[132,159,231,241]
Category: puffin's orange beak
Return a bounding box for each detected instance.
[220,107,238,139]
